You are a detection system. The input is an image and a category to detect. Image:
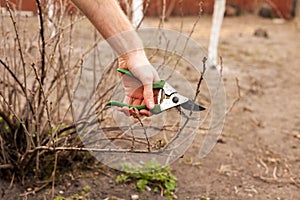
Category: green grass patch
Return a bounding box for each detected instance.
[115,161,177,200]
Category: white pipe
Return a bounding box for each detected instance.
[131,0,144,28]
[208,0,226,68]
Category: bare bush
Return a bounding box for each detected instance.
[0,2,217,197]
[0,0,94,185]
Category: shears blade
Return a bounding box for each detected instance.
[180,100,206,111]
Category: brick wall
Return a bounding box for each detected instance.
[0,0,296,19]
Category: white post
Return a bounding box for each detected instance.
[131,0,144,28]
[47,0,56,38]
[208,0,226,68]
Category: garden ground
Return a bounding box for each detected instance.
[1,14,300,200]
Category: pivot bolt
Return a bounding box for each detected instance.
[172,96,179,103]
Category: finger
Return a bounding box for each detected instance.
[153,89,159,104]
[140,109,151,117]
[131,99,146,117]
[119,96,132,116]
[132,98,142,106]
[143,84,155,109]
[139,99,151,116]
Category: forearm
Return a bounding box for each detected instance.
[72,0,144,56]
[71,0,133,38]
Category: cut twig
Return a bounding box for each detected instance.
[190,57,207,116]
[131,109,151,152]
[164,56,207,150]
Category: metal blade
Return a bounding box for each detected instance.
[180,100,205,111]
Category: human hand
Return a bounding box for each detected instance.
[118,50,160,117]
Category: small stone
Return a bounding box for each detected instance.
[66,182,72,188]
[146,185,151,192]
[217,137,226,144]
[59,190,64,194]
[254,28,269,38]
[293,131,300,140]
[131,194,139,200]
[26,187,33,192]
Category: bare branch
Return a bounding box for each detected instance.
[190,57,207,116]
[226,77,241,114]
[36,0,47,103]
[5,0,26,89]
[0,59,35,116]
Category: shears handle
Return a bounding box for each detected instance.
[106,101,162,114]
[106,68,164,114]
[106,101,147,110]
[117,68,165,89]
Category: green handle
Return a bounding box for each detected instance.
[106,101,147,110]
[106,101,162,114]
[117,68,165,89]
[117,68,136,79]
[107,68,164,114]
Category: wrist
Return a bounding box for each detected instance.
[119,50,150,70]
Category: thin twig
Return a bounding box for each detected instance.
[165,2,204,80]
[0,59,35,116]
[9,172,15,189]
[0,164,14,169]
[130,126,136,150]
[5,0,27,91]
[51,152,58,200]
[136,0,152,29]
[226,77,241,114]
[132,109,151,152]
[36,0,47,104]
[161,0,167,26]
[19,182,50,197]
[27,146,166,154]
[31,63,53,146]
[164,57,207,150]
[190,57,207,116]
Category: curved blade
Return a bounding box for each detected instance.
[180,100,205,111]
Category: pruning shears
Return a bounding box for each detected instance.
[106,68,205,114]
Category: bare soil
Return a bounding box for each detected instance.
[1,15,300,200]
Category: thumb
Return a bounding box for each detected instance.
[143,84,155,109]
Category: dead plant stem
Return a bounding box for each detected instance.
[36,0,47,105]
[5,0,27,91]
